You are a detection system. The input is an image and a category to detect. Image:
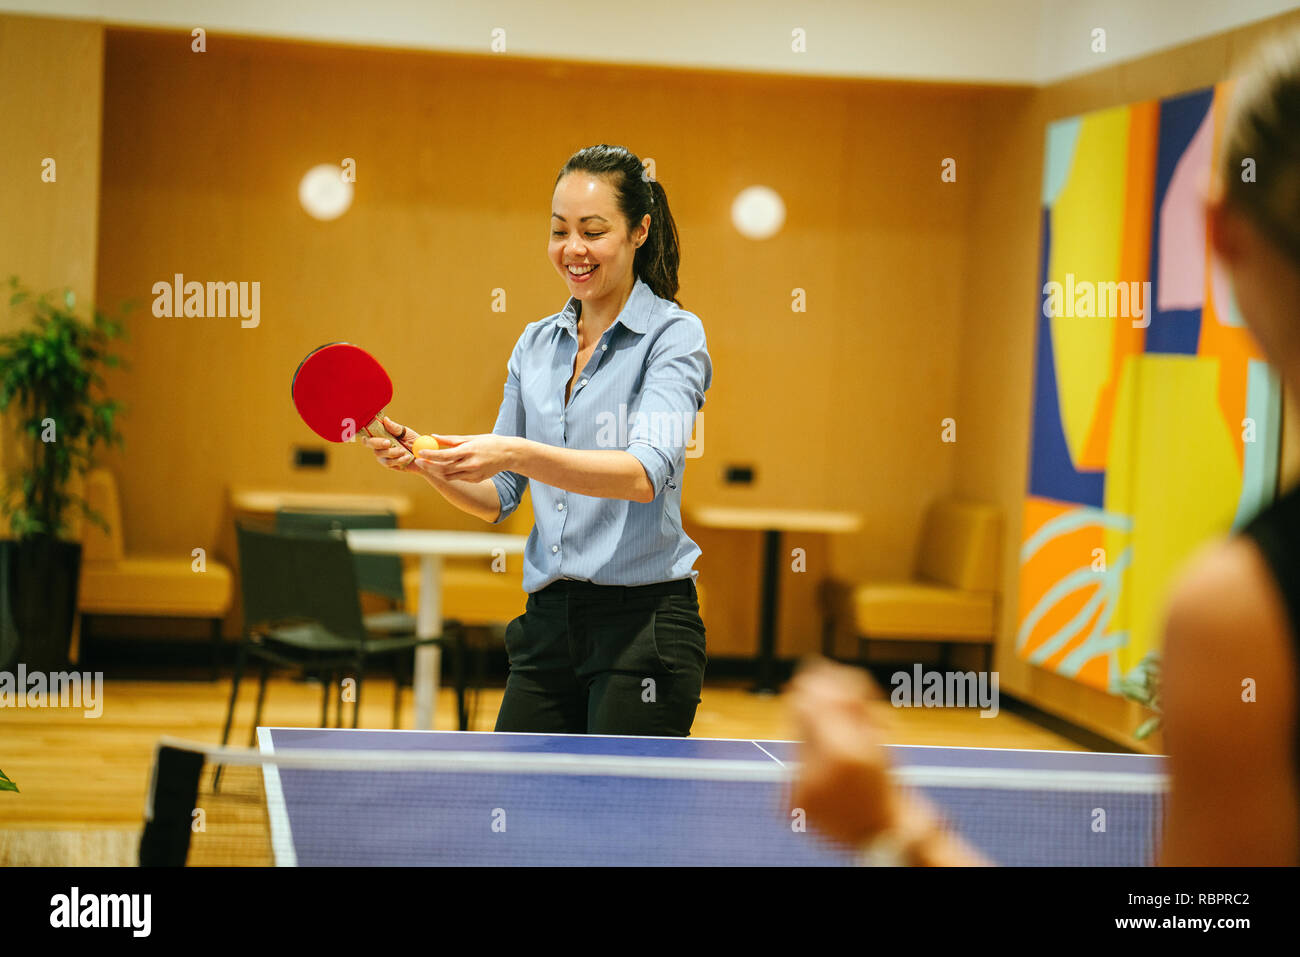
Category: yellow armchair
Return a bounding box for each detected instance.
[824,501,1001,671]
[77,469,234,674]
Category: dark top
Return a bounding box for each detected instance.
[1239,481,1300,773]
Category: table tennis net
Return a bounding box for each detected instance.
[142,738,1166,867]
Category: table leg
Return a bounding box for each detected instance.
[413,554,443,730]
[753,528,782,694]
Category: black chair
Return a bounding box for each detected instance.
[273,509,472,729]
[219,523,459,760]
[274,509,417,636]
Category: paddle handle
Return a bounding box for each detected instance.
[361,411,417,468]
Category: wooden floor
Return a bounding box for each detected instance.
[0,674,1083,865]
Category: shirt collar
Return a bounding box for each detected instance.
[556,276,654,336]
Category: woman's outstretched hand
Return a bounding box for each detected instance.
[414,433,518,484]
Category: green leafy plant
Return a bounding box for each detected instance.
[0,277,129,539]
[1118,650,1162,740]
[0,768,16,793]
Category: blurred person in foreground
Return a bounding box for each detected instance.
[790,31,1300,867]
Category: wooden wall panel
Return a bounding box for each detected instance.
[0,14,104,481]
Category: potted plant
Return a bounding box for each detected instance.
[1118,650,1162,740]
[0,277,128,673]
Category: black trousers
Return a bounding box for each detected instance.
[494,577,707,736]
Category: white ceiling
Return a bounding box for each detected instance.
[3,0,1298,85]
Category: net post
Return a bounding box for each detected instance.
[139,743,205,866]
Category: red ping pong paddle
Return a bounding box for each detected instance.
[291,342,408,451]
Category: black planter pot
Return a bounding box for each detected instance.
[0,536,82,673]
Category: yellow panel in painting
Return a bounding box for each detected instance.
[1106,355,1242,679]
[1077,101,1158,471]
[1048,105,1131,469]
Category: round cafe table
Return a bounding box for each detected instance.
[345,528,529,729]
[686,506,862,693]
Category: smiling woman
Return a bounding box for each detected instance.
[366,143,712,737]
[549,143,681,309]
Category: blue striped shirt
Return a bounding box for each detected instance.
[489,277,712,593]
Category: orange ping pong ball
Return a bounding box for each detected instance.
[412,435,441,454]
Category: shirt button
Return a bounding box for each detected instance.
[601,344,607,351]
[551,544,559,553]
[556,502,564,511]
[580,379,587,387]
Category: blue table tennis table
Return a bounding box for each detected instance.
[257,727,1167,866]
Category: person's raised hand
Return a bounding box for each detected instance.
[787,656,901,845]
